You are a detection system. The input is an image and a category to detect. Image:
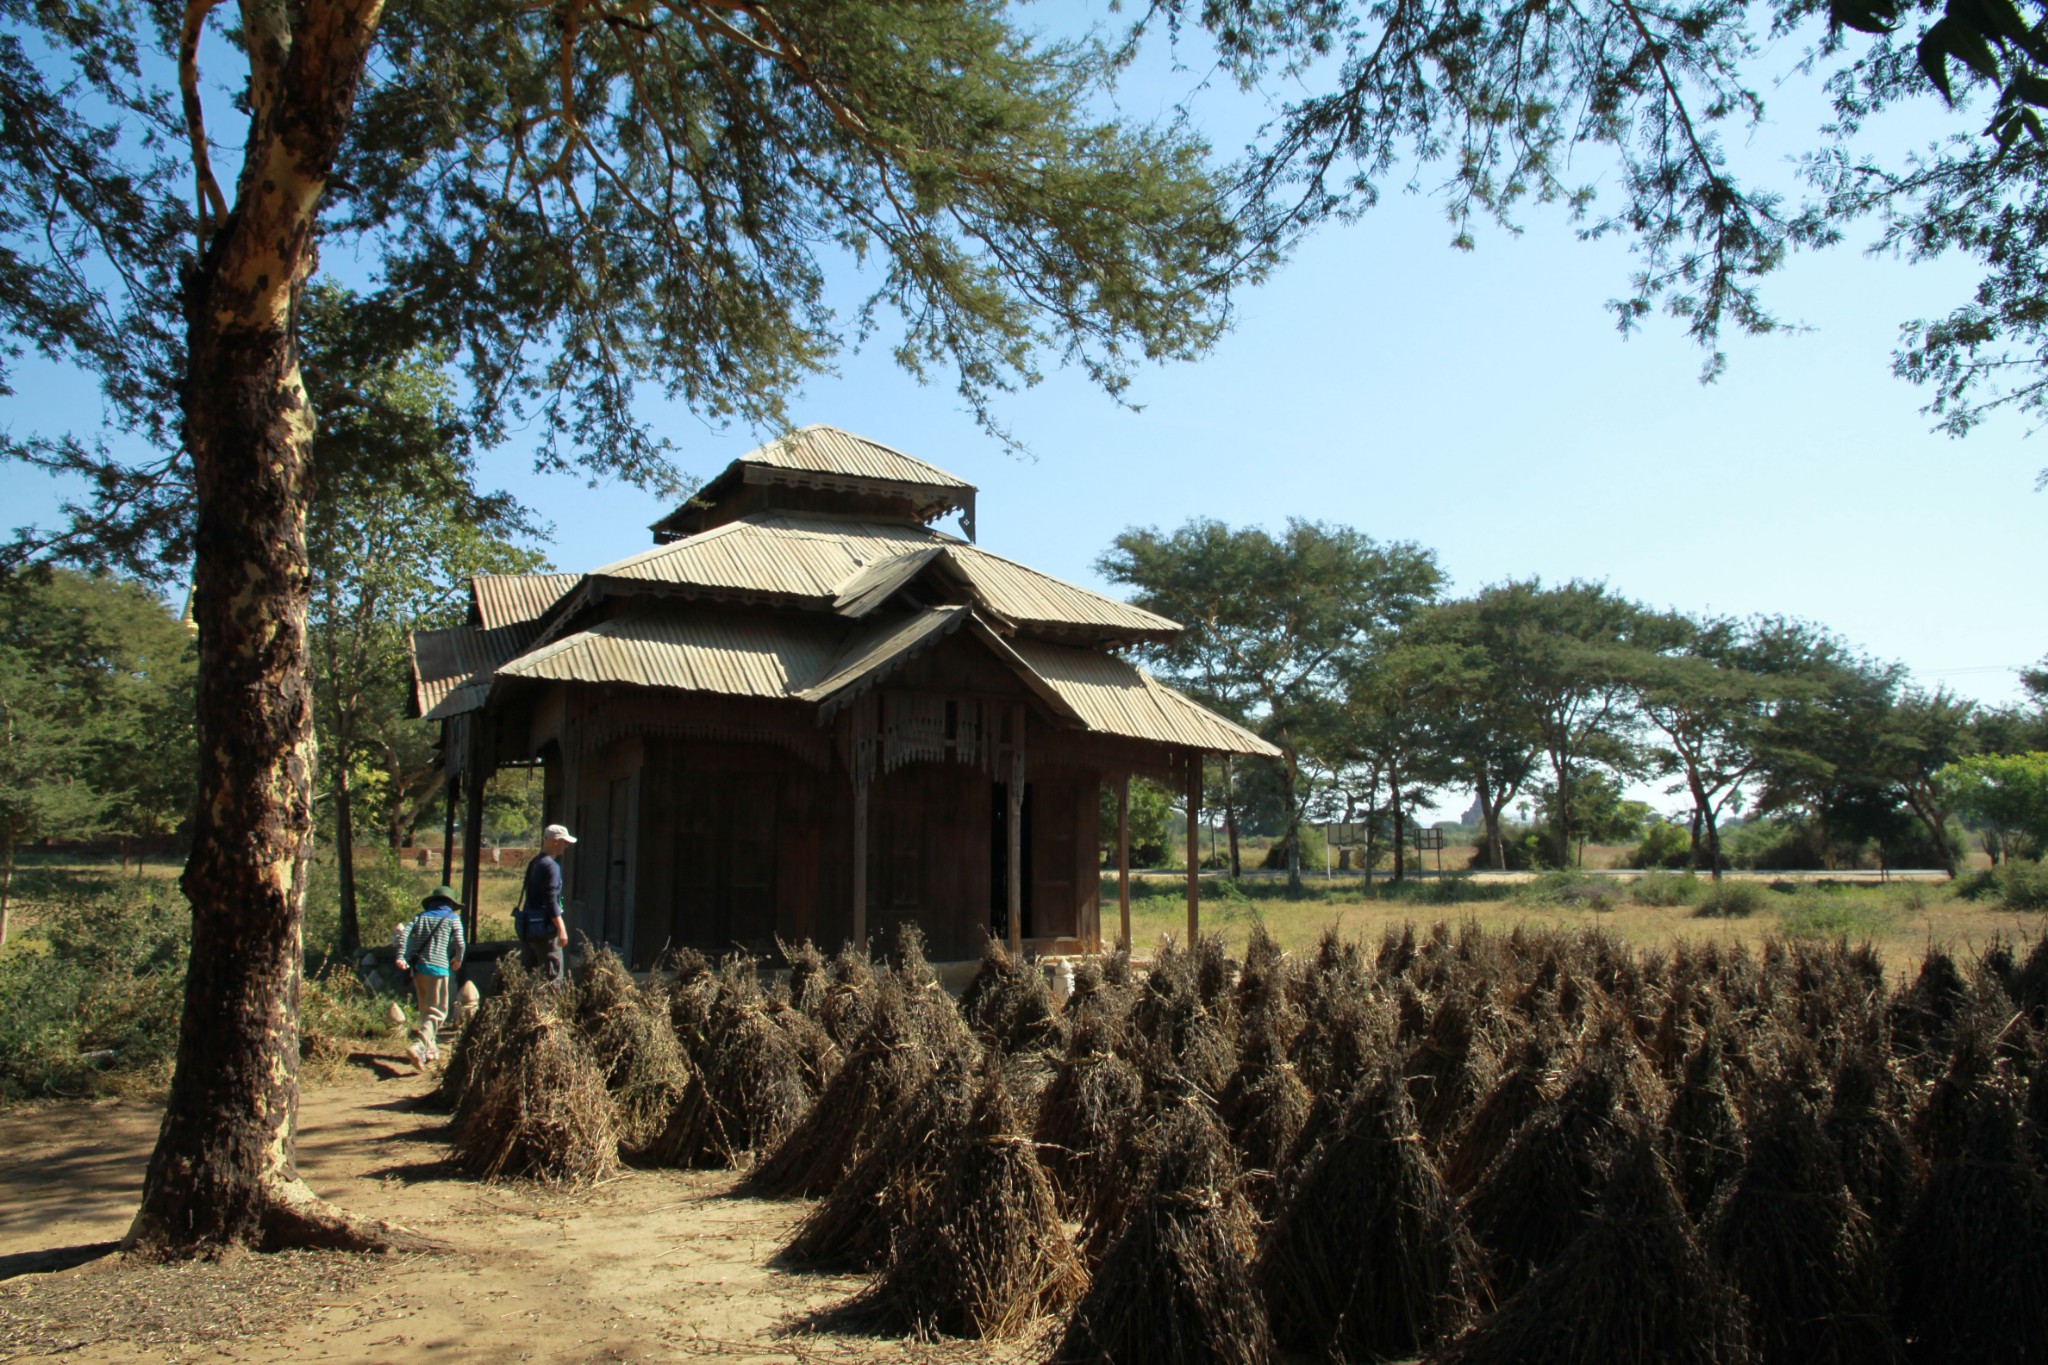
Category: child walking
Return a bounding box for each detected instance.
[394,885,467,1069]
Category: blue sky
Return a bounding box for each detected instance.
[2,9,2043,826]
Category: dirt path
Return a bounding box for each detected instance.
[0,1058,1040,1364]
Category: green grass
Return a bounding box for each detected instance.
[1772,887,1902,940]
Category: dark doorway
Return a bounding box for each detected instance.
[603,777,630,948]
[674,774,780,951]
[990,782,1035,941]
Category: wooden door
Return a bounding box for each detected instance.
[670,772,780,951]
[1032,780,1079,939]
[727,775,779,949]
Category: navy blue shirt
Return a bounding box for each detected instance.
[518,854,564,938]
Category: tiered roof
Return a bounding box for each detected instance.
[409,426,1274,759]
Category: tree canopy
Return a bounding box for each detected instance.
[0,568,195,942]
[1100,517,1441,888]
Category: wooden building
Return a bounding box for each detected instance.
[410,425,1276,965]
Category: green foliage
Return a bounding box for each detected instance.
[1099,778,1177,868]
[1936,752,2048,862]
[1259,822,1329,872]
[1101,518,1442,890]
[1533,771,1653,852]
[1630,871,1703,907]
[0,568,197,879]
[1694,881,1765,918]
[300,967,404,1059]
[1633,821,1695,871]
[1514,871,1624,911]
[1443,580,1650,867]
[1772,888,1901,940]
[3,0,1249,566]
[0,880,189,1098]
[304,852,432,964]
[1958,860,2048,911]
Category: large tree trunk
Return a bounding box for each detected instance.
[1686,775,1723,882]
[1549,754,1573,870]
[127,0,410,1258]
[1904,791,1959,878]
[1475,772,1506,871]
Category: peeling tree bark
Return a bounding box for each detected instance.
[127,0,417,1257]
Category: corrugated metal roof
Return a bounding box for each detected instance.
[473,573,579,629]
[833,547,945,618]
[591,513,939,601]
[944,545,1178,638]
[582,512,1176,638]
[424,600,1272,759]
[411,620,541,720]
[497,610,841,699]
[797,606,969,702]
[743,425,974,490]
[1008,639,1279,758]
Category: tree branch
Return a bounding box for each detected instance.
[178,0,231,239]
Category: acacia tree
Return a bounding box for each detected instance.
[1632,614,1834,878]
[1874,687,1977,876]
[1435,581,1647,868]
[1398,597,1546,871]
[3,0,1253,1255]
[1101,518,1441,892]
[1321,643,1458,881]
[1747,643,1960,870]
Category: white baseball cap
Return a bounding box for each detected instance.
[544,823,578,844]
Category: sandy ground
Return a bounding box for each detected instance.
[0,1058,1039,1364]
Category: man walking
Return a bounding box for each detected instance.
[394,885,466,1069]
[518,824,576,981]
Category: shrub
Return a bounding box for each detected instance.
[1200,875,1251,904]
[1693,881,1764,918]
[1469,824,1552,871]
[301,965,402,1063]
[1515,872,1622,912]
[1957,862,2048,911]
[1630,872,1702,908]
[1260,824,1329,872]
[1633,822,1693,871]
[0,879,189,1098]
[304,849,435,962]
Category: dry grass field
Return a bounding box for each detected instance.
[1112,871,2040,984]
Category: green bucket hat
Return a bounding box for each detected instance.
[422,884,461,909]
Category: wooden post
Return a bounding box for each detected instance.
[1185,752,1200,946]
[850,692,877,950]
[1116,773,1131,950]
[459,731,486,944]
[440,755,457,885]
[852,777,869,949]
[1007,746,1025,958]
